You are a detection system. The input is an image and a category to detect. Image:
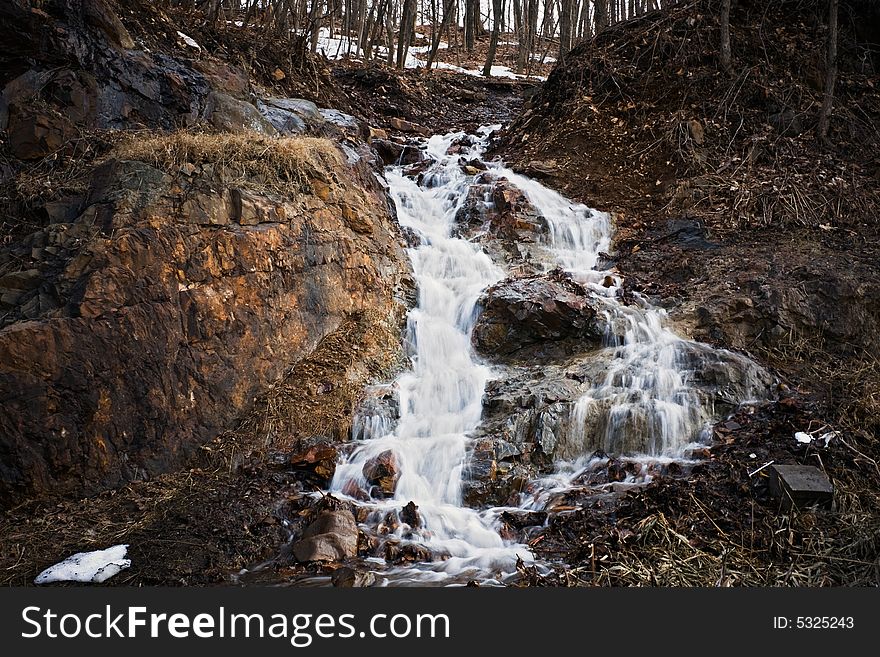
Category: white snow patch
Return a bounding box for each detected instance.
[35,544,131,584]
[176,31,201,51]
[309,28,542,79]
[795,431,813,444]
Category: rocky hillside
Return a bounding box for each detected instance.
[498,0,880,435]
[0,0,413,505]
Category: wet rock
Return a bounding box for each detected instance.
[489,180,549,240]
[207,92,277,135]
[288,438,338,483]
[331,566,376,587]
[320,109,360,132]
[292,510,359,562]
[504,510,548,528]
[373,139,405,166]
[378,511,399,535]
[382,538,432,564]
[256,101,307,135]
[362,450,400,496]
[472,271,605,358]
[388,117,431,136]
[351,384,399,441]
[267,98,323,123]
[341,480,370,502]
[453,183,493,231]
[400,501,421,528]
[399,145,424,165]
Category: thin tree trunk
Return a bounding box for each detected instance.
[817,0,839,144]
[483,0,504,75]
[559,0,573,56]
[426,0,456,67]
[595,0,608,32]
[396,0,416,68]
[720,0,732,73]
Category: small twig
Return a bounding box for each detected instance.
[748,460,775,477]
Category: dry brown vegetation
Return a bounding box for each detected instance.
[113,130,344,194]
[503,0,880,232]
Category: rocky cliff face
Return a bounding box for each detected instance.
[0,1,413,506]
[0,132,410,505]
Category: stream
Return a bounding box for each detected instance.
[329,127,769,585]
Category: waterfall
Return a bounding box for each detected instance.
[331,130,532,582]
[330,127,766,583]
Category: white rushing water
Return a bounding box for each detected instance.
[332,129,532,582]
[331,127,765,583]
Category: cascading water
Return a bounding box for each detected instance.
[331,129,532,583]
[489,167,766,505]
[331,126,767,583]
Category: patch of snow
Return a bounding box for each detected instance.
[309,27,541,79]
[795,431,813,444]
[176,31,201,51]
[35,544,131,584]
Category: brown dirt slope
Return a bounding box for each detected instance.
[497,0,880,586]
[498,0,880,434]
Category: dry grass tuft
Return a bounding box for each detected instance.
[113,130,344,195]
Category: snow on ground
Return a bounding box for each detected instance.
[34,544,131,584]
[312,28,545,80]
[176,31,201,51]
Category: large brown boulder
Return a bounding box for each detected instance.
[0,134,410,506]
[488,179,549,240]
[292,510,359,562]
[362,450,400,496]
[472,271,605,358]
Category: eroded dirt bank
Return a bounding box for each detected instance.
[494,0,880,584]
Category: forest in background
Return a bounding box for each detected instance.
[167,0,681,74]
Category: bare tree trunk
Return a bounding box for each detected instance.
[540,0,553,38]
[465,0,478,52]
[559,0,573,56]
[720,0,732,73]
[385,0,394,66]
[817,0,839,144]
[426,0,456,67]
[595,0,608,32]
[309,0,323,53]
[483,0,504,75]
[396,0,416,68]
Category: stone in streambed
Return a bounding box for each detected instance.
[288,437,338,483]
[472,271,605,358]
[362,450,400,496]
[292,510,359,562]
[400,501,421,529]
[331,566,376,587]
